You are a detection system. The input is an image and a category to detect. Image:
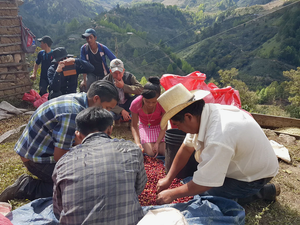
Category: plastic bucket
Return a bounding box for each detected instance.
[165,129,198,179]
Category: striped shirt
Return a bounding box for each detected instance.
[52,132,147,225]
[14,93,88,163]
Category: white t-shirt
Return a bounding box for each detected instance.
[183,103,279,187]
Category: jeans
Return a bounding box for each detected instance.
[16,161,55,201]
[203,177,273,205]
[111,95,138,120]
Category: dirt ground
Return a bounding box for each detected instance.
[1,116,300,224]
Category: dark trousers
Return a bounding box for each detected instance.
[17,161,55,201]
[39,78,49,96]
[111,95,138,120]
[203,177,272,205]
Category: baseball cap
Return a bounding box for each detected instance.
[82,28,97,38]
[37,36,53,46]
[110,59,124,73]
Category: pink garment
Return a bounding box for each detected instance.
[139,123,165,144]
[129,95,165,126]
[0,214,13,225]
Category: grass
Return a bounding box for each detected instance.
[1,114,300,224]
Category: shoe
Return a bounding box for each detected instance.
[261,183,281,201]
[0,174,30,202]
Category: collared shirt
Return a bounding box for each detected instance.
[52,132,147,225]
[183,103,279,187]
[15,93,89,163]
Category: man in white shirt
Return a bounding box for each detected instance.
[156,83,280,205]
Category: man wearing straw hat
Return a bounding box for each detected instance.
[156,83,280,205]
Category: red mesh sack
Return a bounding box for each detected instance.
[208,84,241,108]
[33,93,49,108]
[22,89,41,103]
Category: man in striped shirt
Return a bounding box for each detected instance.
[0,80,119,202]
[53,107,147,225]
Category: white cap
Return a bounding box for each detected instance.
[110,59,124,73]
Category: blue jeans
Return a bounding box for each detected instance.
[16,161,55,201]
[203,177,272,205]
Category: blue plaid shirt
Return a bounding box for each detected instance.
[15,93,88,163]
[53,132,147,225]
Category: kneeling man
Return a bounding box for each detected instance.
[53,107,147,225]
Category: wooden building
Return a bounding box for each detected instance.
[0,0,31,100]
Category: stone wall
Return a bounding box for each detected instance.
[0,0,31,100]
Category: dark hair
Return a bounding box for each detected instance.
[76,107,113,136]
[142,76,161,99]
[87,80,119,102]
[171,99,205,122]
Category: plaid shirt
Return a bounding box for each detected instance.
[15,93,88,163]
[53,132,147,225]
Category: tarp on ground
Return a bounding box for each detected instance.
[6,196,245,225]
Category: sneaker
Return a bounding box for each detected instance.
[0,174,30,202]
[261,183,281,201]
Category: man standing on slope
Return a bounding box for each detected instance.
[80,28,116,91]
[30,35,54,96]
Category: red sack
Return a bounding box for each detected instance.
[22,89,41,103]
[208,84,242,108]
[160,71,215,103]
[33,93,49,108]
[161,71,209,91]
[22,89,48,108]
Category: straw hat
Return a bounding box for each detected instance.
[158,83,210,129]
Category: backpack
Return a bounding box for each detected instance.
[83,42,105,61]
[83,42,109,75]
[19,16,37,54]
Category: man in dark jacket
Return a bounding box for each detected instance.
[104,59,143,121]
[48,47,94,100]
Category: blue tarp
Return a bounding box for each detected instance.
[6,196,245,225]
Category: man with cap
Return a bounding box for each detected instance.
[48,47,95,100]
[0,80,119,202]
[80,28,116,91]
[104,58,143,122]
[156,83,280,205]
[30,35,53,96]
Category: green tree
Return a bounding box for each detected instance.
[67,18,79,32]
[167,64,173,73]
[133,49,139,58]
[283,67,300,106]
[140,76,147,85]
[141,59,147,66]
[218,68,258,111]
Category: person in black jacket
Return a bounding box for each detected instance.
[48,47,94,99]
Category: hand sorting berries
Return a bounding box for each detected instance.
[138,155,193,206]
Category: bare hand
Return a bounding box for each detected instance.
[137,143,144,153]
[64,58,75,63]
[156,189,174,205]
[121,110,131,121]
[56,61,65,73]
[30,74,36,81]
[152,142,159,157]
[157,176,172,194]
[114,79,124,88]
[80,80,87,91]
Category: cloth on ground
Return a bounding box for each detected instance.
[6,195,245,225]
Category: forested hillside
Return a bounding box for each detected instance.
[179,1,300,88]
